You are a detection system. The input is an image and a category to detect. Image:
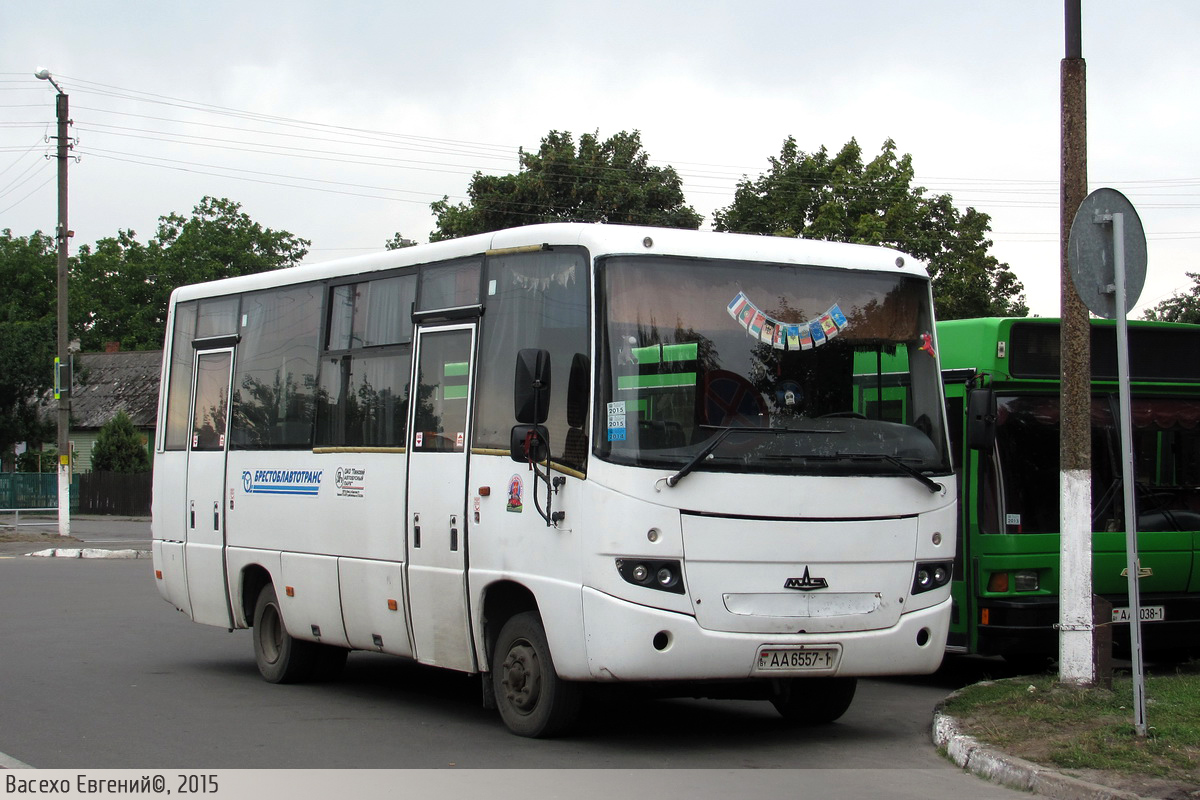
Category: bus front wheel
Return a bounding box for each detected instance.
[252,584,318,683]
[771,676,857,723]
[492,612,581,737]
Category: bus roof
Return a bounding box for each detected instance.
[168,223,929,304]
[936,316,1200,384]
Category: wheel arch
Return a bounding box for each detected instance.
[478,580,539,672]
[238,564,273,629]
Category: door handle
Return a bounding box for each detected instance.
[450,514,459,552]
[413,513,421,548]
[190,500,195,529]
[213,501,220,531]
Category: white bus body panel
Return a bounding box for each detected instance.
[337,558,413,656]
[683,514,913,634]
[152,540,190,613]
[545,463,956,681]
[279,552,350,647]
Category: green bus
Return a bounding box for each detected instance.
[875,317,1200,664]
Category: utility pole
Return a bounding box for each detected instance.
[1059,1,1094,684]
[35,68,72,538]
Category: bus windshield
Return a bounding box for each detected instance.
[987,394,1200,534]
[598,255,949,477]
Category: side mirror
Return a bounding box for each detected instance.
[514,349,551,424]
[967,387,997,452]
[510,424,550,463]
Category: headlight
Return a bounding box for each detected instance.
[912,561,953,595]
[1013,570,1039,592]
[616,558,685,594]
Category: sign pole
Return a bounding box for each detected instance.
[1069,187,1149,735]
[1110,211,1148,736]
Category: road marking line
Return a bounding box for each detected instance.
[0,749,34,769]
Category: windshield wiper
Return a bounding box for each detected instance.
[831,452,944,494]
[664,425,830,488]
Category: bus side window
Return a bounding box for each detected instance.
[231,285,321,449]
[316,273,416,448]
[163,301,198,451]
[476,249,588,472]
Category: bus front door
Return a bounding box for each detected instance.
[406,325,477,671]
[184,348,234,629]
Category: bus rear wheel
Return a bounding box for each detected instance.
[492,612,581,737]
[771,676,857,723]
[252,584,318,683]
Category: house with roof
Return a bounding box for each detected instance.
[39,347,162,472]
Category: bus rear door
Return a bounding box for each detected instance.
[185,346,235,628]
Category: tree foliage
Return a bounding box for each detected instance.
[90,410,150,474]
[0,229,57,466]
[430,130,702,240]
[73,196,310,351]
[385,232,418,250]
[1143,272,1200,323]
[713,137,1028,320]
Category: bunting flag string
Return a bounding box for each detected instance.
[727,292,849,352]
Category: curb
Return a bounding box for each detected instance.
[25,548,149,560]
[933,690,1145,800]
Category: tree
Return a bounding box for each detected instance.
[430,130,703,240]
[713,137,1028,320]
[90,410,150,473]
[1143,272,1200,323]
[73,196,310,351]
[0,230,57,467]
[16,446,58,473]
[385,232,418,250]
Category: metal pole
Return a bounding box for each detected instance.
[1059,0,1094,685]
[1111,213,1148,735]
[51,82,71,538]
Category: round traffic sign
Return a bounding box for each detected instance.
[1067,187,1147,319]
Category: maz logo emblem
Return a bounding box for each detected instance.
[784,567,828,591]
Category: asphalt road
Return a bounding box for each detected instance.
[0,524,1030,798]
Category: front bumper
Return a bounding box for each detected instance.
[576,586,950,682]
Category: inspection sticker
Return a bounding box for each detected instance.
[607,401,627,442]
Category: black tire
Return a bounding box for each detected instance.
[252,584,318,684]
[492,611,582,737]
[771,676,858,723]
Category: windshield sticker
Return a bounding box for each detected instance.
[748,311,765,339]
[607,401,627,441]
[507,474,524,513]
[728,293,851,351]
[809,320,826,346]
[818,312,839,341]
[760,319,776,345]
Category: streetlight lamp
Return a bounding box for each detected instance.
[35,67,71,538]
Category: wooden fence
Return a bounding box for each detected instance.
[77,471,152,516]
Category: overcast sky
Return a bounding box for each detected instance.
[3,1,1198,318]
